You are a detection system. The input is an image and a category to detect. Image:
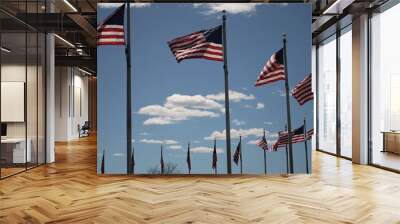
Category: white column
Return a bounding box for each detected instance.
[46,32,55,163]
[45,0,55,163]
[352,14,369,164]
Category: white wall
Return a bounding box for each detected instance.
[55,67,89,141]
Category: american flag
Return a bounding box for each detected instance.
[306,128,314,140]
[291,74,313,105]
[212,139,218,171]
[101,150,105,174]
[168,26,223,63]
[187,142,191,173]
[97,4,125,46]
[233,139,241,166]
[255,48,286,87]
[256,136,269,151]
[273,125,305,150]
[160,145,164,174]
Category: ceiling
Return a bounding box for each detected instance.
[0,0,391,75]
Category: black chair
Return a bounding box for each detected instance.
[78,121,90,138]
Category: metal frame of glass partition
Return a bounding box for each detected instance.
[315,16,353,161]
[0,1,47,180]
[367,0,400,173]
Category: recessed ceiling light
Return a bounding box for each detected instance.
[54,34,75,48]
[63,0,78,12]
[1,47,11,53]
[78,67,93,76]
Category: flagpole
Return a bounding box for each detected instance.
[125,1,133,174]
[282,34,294,174]
[263,129,267,174]
[215,138,217,175]
[304,117,310,173]
[285,124,289,174]
[239,136,243,174]
[160,145,164,175]
[188,142,191,175]
[132,147,135,174]
[222,10,232,174]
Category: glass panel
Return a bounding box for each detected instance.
[318,35,337,154]
[26,0,40,169]
[38,32,45,165]
[371,3,400,171]
[27,30,38,169]
[339,27,352,158]
[1,30,28,177]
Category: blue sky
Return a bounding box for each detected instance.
[98,3,312,174]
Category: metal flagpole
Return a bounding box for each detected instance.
[263,129,267,174]
[304,117,310,173]
[160,145,164,174]
[239,136,243,174]
[188,142,191,175]
[282,34,294,174]
[132,146,135,174]
[222,10,232,174]
[285,124,289,174]
[215,138,218,174]
[125,1,133,174]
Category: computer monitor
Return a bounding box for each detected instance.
[1,123,7,137]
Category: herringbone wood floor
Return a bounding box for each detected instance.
[1,135,400,224]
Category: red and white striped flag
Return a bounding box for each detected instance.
[168,26,223,63]
[255,48,286,87]
[273,125,305,150]
[256,136,269,151]
[306,128,314,140]
[291,74,313,105]
[97,4,125,46]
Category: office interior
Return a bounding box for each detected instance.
[314,0,400,172]
[0,0,96,179]
[0,0,400,180]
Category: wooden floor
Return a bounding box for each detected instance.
[1,135,400,223]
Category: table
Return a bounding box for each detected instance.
[1,138,31,164]
[382,131,400,154]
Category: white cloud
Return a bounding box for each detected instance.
[98,3,151,8]
[138,104,219,126]
[193,3,261,15]
[169,145,182,150]
[165,94,223,111]
[256,102,265,109]
[204,128,267,140]
[247,140,259,145]
[206,90,255,103]
[264,121,273,125]
[191,146,224,154]
[140,132,150,136]
[232,119,246,126]
[247,131,278,145]
[138,90,253,126]
[243,102,264,110]
[140,139,178,145]
[247,133,278,145]
[193,140,200,144]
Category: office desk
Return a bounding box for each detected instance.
[382,131,400,154]
[1,138,31,163]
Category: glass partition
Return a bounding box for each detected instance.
[370,3,400,171]
[339,26,352,158]
[317,35,337,154]
[0,1,46,179]
[1,30,28,177]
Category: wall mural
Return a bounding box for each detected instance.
[97,3,313,175]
